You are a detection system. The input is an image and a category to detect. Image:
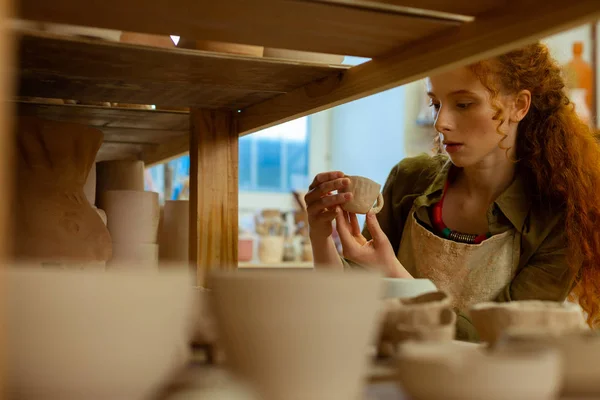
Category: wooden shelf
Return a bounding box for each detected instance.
[15,101,190,161]
[17,31,350,109]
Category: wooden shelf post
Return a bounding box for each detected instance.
[188,109,238,287]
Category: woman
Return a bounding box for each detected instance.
[304,43,600,340]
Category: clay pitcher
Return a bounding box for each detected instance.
[14,117,112,266]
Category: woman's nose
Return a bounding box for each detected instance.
[434,106,453,133]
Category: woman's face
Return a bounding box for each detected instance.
[426,67,517,168]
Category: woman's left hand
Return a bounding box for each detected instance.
[335,208,412,278]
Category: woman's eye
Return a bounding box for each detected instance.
[456,103,472,109]
[429,102,440,110]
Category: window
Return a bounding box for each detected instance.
[146,116,310,200]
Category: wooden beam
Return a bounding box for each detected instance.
[18,0,458,58]
[188,110,238,287]
[0,0,16,394]
[237,0,600,135]
[316,0,510,18]
[142,135,189,167]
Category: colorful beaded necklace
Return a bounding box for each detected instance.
[431,168,492,245]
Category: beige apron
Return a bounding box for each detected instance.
[398,206,520,313]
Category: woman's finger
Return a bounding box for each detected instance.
[335,207,355,246]
[307,193,352,217]
[308,171,345,191]
[349,212,362,236]
[314,209,337,223]
[365,212,386,243]
[304,177,350,205]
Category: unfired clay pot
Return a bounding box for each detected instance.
[101,190,160,244]
[159,200,189,262]
[396,341,561,400]
[120,31,175,48]
[96,160,145,208]
[383,278,437,299]
[263,48,344,64]
[14,117,112,265]
[109,242,159,269]
[258,235,284,263]
[469,301,586,345]
[338,175,384,214]
[495,328,600,396]
[178,38,264,57]
[210,269,383,400]
[5,266,195,400]
[378,291,455,357]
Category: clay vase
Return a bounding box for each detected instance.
[84,162,96,205]
[258,235,284,263]
[210,269,383,400]
[495,328,600,397]
[14,117,112,266]
[395,341,561,400]
[469,301,586,345]
[100,190,160,244]
[338,175,384,214]
[158,200,189,263]
[237,235,254,262]
[5,266,195,400]
[96,160,145,208]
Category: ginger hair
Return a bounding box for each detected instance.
[467,43,600,328]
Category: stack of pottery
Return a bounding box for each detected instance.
[159,200,189,264]
[14,117,112,268]
[255,209,285,264]
[96,160,160,269]
[378,291,456,357]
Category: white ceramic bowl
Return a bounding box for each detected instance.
[6,266,196,400]
[496,329,600,396]
[210,269,383,400]
[469,301,586,344]
[396,341,561,400]
[383,278,437,299]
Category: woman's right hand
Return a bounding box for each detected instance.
[304,171,353,241]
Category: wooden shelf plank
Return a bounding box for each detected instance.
[17,31,349,108]
[18,0,460,58]
[237,0,600,135]
[15,102,190,131]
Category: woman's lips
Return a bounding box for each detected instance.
[444,143,464,153]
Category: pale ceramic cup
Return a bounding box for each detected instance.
[339,175,384,214]
[210,269,383,400]
[495,328,600,397]
[469,300,586,345]
[396,341,561,400]
[383,277,437,299]
[5,265,196,400]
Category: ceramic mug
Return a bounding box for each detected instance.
[339,175,384,214]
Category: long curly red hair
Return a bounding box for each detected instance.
[468,43,600,328]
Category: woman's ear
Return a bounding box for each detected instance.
[511,90,531,122]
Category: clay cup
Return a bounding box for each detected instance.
[339,175,384,214]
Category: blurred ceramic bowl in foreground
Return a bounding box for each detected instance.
[382,277,437,299]
[210,269,383,400]
[6,265,195,400]
[495,328,600,397]
[396,341,561,400]
[469,300,586,345]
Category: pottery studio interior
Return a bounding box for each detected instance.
[2,1,600,400]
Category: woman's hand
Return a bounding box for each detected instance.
[335,208,412,278]
[304,171,353,241]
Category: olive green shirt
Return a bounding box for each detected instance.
[344,154,578,342]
